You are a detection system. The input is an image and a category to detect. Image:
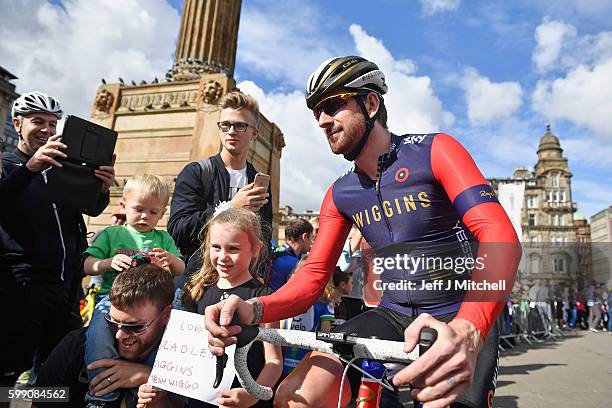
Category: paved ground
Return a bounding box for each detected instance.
[494,330,612,408]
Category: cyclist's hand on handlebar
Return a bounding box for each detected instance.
[217,387,258,407]
[392,314,483,408]
[204,294,254,356]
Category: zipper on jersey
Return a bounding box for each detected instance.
[43,169,66,281]
[375,154,394,242]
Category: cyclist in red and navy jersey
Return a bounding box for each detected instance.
[205,56,521,408]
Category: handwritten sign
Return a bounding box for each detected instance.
[149,309,236,404]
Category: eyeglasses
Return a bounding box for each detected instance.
[217,121,254,133]
[104,307,167,336]
[313,92,358,120]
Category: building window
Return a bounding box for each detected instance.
[547,191,553,202]
[530,236,538,244]
[551,236,565,247]
[560,191,566,202]
[560,215,565,226]
[527,196,538,208]
[552,174,560,187]
[531,255,540,274]
[554,257,565,273]
[529,213,536,226]
[552,214,559,226]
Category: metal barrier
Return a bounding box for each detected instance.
[498,302,567,352]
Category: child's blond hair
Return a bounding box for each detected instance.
[123,174,171,206]
[183,208,266,307]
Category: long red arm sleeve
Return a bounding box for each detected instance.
[432,133,521,338]
[259,185,352,323]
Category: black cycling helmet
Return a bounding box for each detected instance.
[305,56,388,161]
[306,56,387,109]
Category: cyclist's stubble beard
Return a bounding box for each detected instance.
[326,114,366,156]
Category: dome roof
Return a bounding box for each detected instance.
[537,124,563,158]
[539,124,560,148]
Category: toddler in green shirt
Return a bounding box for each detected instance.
[82,174,184,407]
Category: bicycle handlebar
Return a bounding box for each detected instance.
[215,324,435,401]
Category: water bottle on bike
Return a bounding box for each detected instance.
[356,359,386,407]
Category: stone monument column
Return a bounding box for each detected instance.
[171,0,242,80]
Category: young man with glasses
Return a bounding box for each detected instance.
[35,263,177,408]
[205,56,521,408]
[168,91,273,284]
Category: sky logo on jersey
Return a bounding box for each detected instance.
[395,167,410,183]
[352,192,431,228]
[402,134,427,145]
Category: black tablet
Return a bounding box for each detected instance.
[47,115,118,209]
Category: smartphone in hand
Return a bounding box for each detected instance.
[253,172,270,190]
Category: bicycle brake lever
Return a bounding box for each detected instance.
[213,354,228,388]
[414,328,438,408]
[212,312,259,388]
[418,327,437,355]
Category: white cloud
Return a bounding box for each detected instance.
[531,19,612,138]
[0,0,179,118]
[533,19,612,74]
[532,58,612,137]
[454,118,539,181]
[419,0,460,16]
[238,25,453,211]
[237,1,343,89]
[562,138,612,167]
[350,24,453,133]
[530,0,612,28]
[460,68,523,126]
[238,81,348,211]
[533,19,576,73]
[571,179,612,218]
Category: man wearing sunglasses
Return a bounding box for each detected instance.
[169,91,273,286]
[206,56,520,408]
[36,264,176,408]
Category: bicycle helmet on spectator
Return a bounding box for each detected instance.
[12,91,63,119]
[305,56,387,161]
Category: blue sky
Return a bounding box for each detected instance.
[3,0,612,218]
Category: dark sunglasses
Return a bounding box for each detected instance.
[104,307,167,336]
[313,92,358,120]
[217,121,254,133]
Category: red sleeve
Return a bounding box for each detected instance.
[259,184,352,323]
[432,133,521,339]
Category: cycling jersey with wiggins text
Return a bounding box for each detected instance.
[260,133,518,338]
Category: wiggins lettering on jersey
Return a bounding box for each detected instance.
[352,192,431,228]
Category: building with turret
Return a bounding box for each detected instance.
[490,125,586,288]
[87,0,285,236]
[0,66,19,153]
[590,206,612,286]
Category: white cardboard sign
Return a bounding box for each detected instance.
[149,309,236,404]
